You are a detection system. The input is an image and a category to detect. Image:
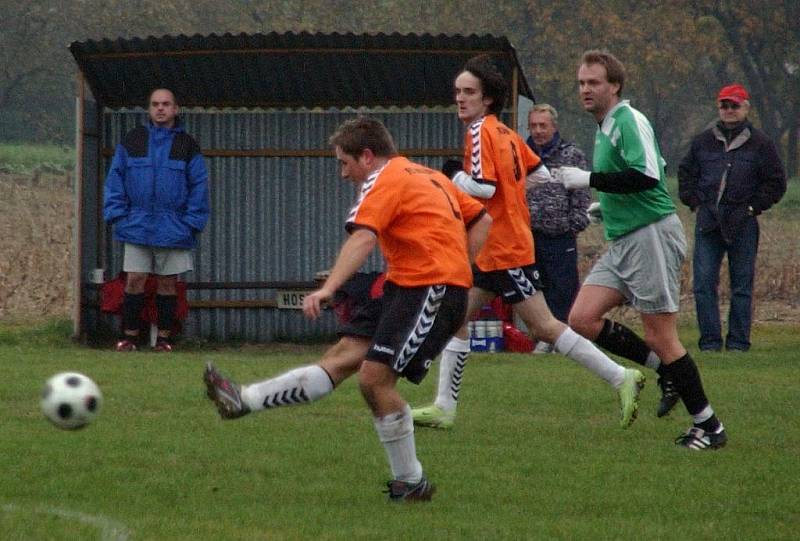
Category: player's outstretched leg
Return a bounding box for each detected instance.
[553,326,645,428]
[239,364,334,411]
[617,368,646,428]
[203,362,250,419]
[203,362,335,419]
[411,336,469,429]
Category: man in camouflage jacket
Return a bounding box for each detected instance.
[526,104,591,352]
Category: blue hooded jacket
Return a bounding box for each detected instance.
[103,121,210,249]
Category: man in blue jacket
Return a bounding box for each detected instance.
[103,88,210,352]
[678,84,786,352]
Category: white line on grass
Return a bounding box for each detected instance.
[1,502,131,541]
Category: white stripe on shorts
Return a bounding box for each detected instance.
[508,267,535,299]
[393,285,446,373]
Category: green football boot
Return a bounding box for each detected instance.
[411,404,455,429]
[618,368,645,428]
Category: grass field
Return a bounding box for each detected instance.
[1,320,798,540]
[1,149,798,539]
[0,144,74,175]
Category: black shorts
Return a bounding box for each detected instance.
[368,282,468,384]
[332,272,385,338]
[472,264,544,304]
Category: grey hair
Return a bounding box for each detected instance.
[529,103,559,124]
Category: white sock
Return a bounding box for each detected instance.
[374,404,423,483]
[645,351,662,371]
[555,327,626,388]
[433,336,470,412]
[240,365,333,411]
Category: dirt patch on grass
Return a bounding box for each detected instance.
[0,173,796,326]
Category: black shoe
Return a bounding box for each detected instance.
[675,426,727,450]
[725,340,749,352]
[384,476,435,502]
[656,376,680,418]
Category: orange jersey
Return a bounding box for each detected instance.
[346,156,485,288]
[463,115,541,271]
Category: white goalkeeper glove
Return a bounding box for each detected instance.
[587,201,603,224]
[558,166,592,190]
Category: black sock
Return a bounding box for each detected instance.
[696,416,721,433]
[595,319,655,369]
[155,294,177,338]
[122,292,146,337]
[659,353,720,431]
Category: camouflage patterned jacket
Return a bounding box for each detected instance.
[526,134,591,236]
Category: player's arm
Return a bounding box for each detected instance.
[559,165,658,193]
[453,187,491,262]
[466,211,492,262]
[588,168,659,193]
[561,118,661,193]
[525,161,553,190]
[522,139,550,188]
[442,159,496,199]
[303,227,377,320]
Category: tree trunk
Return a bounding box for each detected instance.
[787,118,798,179]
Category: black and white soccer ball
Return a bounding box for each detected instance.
[40,372,103,430]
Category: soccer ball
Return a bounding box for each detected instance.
[40,372,103,430]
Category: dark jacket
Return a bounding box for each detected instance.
[103,121,210,249]
[526,133,591,236]
[678,121,785,241]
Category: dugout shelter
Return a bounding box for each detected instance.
[69,31,535,343]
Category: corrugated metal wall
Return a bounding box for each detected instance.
[98,109,480,342]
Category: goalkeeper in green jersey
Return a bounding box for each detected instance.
[556,50,726,451]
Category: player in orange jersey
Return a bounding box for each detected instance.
[206,116,492,502]
[412,55,645,430]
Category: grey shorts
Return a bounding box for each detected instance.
[584,213,686,313]
[123,243,194,276]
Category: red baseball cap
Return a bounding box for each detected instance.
[717,84,749,104]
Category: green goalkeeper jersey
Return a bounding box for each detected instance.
[592,100,675,240]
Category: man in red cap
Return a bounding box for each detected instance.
[678,83,786,352]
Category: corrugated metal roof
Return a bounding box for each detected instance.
[69,32,534,109]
